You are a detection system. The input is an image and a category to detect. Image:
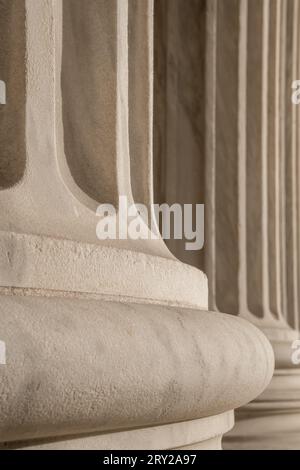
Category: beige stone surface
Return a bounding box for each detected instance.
[153,0,300,450]
[0,231,208,310]
[0,0,277,450]
[2,412,233,450]
[0,295,273,444]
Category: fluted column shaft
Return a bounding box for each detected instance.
[154,0,300,450]
[206,0,300,449]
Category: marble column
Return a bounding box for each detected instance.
[154,0,300,449]
[0,0,273,449]
[208,0,300,449]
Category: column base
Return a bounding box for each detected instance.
[1,412,233,450]
[223,369,300,449]
[0,293,273,449]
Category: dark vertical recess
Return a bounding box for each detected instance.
[0,0,26,188]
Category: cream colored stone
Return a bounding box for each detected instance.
[153,0,300,450]
[0,0,275,450]
[0,295,273,444]
[2,412,233,450]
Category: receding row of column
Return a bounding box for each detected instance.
[154,0,300,448]
[154,0,300,341]
[205,0,300,335]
